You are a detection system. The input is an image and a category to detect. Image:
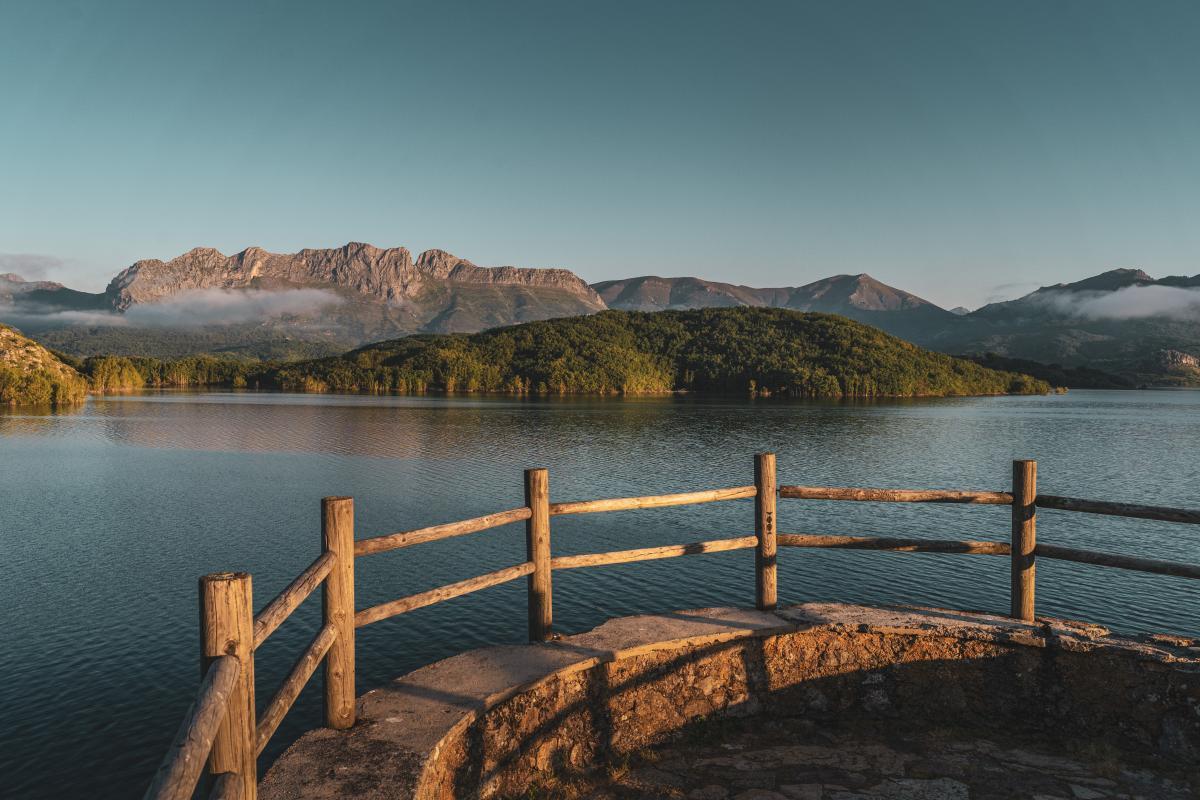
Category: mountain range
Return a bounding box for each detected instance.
[594,273,958,343]
[3,244,1199,384]
[1,243,605,359]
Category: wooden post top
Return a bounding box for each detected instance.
[201,571,250,584]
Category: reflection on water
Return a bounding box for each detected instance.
[1,389,1198,799]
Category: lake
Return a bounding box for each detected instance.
[2,389,1198,799]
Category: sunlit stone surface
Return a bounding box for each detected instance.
[260,603,1200,799]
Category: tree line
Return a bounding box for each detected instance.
[8,308,1053,406]
[267,309,1051,397]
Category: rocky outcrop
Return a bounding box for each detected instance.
[1155,349,1200,371]
[104,242,604,311]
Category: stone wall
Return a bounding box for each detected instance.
[259,604,1200,800]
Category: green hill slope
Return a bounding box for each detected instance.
[270,308,1050,397]
[0,324,89,406]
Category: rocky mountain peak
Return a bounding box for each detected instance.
[100,242,604,313]
[1049,268,1155,294]
[0,272,69,298]
[415,249,469,279]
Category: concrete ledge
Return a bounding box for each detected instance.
[259,603,1200,800]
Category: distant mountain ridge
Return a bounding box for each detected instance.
[1,272,107,311]
[0,243,608,357]
[5,250,1200,385]
[592,273,945,313]
[593,273,955,341]
[594,268,1200,385]
[929,268,1200,384]
[104,242,603,311]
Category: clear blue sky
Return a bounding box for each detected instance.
[2,1,1198,308]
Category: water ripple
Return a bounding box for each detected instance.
[1,389,1198,799]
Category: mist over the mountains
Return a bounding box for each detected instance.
[0,287,345,329]
[1037,284,1200,321]
[0,307,117,328]
[123,287,345,327]
[0,253,66,282]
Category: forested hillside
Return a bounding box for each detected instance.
[269,308,1050,397]
[0,324,89,406]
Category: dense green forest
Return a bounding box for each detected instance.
[959,353,1135,390]
[32,324,346,361]
[13,310,1053,401]
[269,309,1051,397]
[81,355,270,390]
[0,363,89,406]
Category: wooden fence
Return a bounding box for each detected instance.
[143,456,1200,800]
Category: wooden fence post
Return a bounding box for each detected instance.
[322,496,356,730]
[1010,460,1037,622]
[755,452,778,610]
[199,572,256,800]
[525,468,553,642]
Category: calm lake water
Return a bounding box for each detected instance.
[2,389,1199,798]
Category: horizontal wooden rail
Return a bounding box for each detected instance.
[778,533,1011,554]
[150,456,1200,800]
[355,562,535,627]
[1035,544,1200,579]
[256,623,338,754]
[551,535,759,570]
[210,772,244,800]
[1036,495,1200,525]
[142,656,241,800]
[780,486,1013,504]
[354,507,533,557]
[252,551,335,649]
[780,486,1014,504]
[549,486,756,516]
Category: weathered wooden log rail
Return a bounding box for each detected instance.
[143,456,1200,800]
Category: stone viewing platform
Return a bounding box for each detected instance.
[142,457,1200,800]
[260,603,1200,800]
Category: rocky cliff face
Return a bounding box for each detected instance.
[2,244,608,358]
[105,242,604,311]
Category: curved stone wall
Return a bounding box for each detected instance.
[260,604,1200,800]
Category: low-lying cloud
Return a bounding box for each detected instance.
[0,287,345,330]
[0,308,120,329]
[985,280,1043,304]
[1039,284,1200,321]
[124,287,345,327]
